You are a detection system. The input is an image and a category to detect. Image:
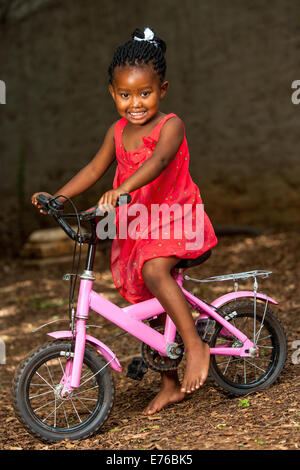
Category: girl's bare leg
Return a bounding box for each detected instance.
[142,314,185,415]
[141,256,210,415]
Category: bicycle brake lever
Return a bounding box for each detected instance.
[80,194,132,220]
[49,197,64,212]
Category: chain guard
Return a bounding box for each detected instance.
[141,326,184,372]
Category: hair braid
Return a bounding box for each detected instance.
[108,27,167,85]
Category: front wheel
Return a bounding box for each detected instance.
[209,299,287,396]
[12,341,114,442]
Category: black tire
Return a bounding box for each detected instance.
[209,299,287,396]
[12,341,114,442]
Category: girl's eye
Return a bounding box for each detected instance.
[141,91,150,97]
[121,93,129,99]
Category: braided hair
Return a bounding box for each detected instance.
[108,27,167,85]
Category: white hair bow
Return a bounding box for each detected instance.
[134,27,158,47]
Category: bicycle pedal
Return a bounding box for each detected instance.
[126,356,148,381]
[196,318,216,343]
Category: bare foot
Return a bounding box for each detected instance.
[180,339,210,393]
[142,373,185,415]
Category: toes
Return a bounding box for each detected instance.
[180,384,187,393]
[142,406,155,415]
[180,380,187,393]
[183,378,202,393]
[181,380,193,393]
[143,401,162,415]
[181,376,204,393]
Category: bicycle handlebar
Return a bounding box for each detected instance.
[36,193,132,243]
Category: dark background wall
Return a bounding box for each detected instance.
[0,0,299,256]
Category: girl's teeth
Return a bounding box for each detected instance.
[130,112,145,116]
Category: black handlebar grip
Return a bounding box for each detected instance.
[36,194,64,213]
[36,194,50,205]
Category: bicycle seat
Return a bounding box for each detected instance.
[174,250,211,269]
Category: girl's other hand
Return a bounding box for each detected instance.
[31,192,53,215]
[97,187,128,213]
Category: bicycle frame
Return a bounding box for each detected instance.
[48,270,278,391]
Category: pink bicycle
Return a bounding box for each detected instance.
[13,195,287,442]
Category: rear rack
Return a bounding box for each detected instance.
[184,270,273,347]
[184,270,272,284]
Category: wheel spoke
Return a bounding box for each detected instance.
[45,363,56,388]
[42,400,65,424]
[71,385,99,397]
[58,358,65,375]
[29,389,54,400]
[72,397,98,402]
[33,398,56,413]
[70,398,82,423]
[62,402,70,429]
[216,357,243,366]
[223,356,233,375]
[79,357,114,388]
[80,370,94,382]
[257,334,272,342]
[72,397,94,414]
[243,358,267,373]
[35,372,55,392]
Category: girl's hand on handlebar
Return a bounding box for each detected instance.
[31,192,52,215]
[97,187,129,213]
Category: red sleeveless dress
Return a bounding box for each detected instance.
[111,113,217,304]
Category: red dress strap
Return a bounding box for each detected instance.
[149,113,183,142]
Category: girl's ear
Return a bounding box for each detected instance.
[109,85,116,101]
[160,81,169,99]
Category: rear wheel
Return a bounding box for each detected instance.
[12,341,114,442]
[209,299,287,396]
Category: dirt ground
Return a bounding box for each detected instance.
[0,232,299,450]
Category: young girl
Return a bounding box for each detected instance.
[32,27,218,416]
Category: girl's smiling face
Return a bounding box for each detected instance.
[109,64,168,126]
